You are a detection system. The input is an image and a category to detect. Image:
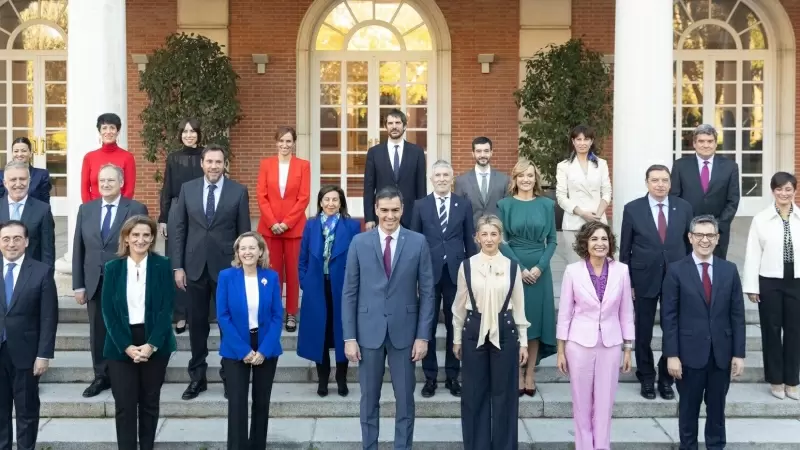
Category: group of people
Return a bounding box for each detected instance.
[0,109,796,450]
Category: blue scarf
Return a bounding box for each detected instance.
[321,212,340,275]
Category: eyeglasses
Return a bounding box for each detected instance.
[691,232,718,241]
[0,236,24,244]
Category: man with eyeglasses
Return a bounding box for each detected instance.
[620,164,693,401]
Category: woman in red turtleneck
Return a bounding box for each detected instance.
[81,113,137,203]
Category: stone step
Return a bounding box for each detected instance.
[40,350,767,384]
[52,323,764,352]
[26,417,800,449]
[33,382,800,419]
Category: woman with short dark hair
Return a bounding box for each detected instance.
[0,137,52,203]
[81,113,136,202]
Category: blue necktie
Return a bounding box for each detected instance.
[101,204,113,241]
[392,145,400,181]
[5,262,15,309]
[11,203,21,220]
[206,184,217,225]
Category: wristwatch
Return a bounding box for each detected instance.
[149,344,158,353]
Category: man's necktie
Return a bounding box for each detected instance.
[701,262,712,305]
[700,161,710,193]
[392,145,400,181]
[5,262,15,309]
[101,204,113,241]
[657,203,667,243]
[206,184,217,225]
[383,235,392,279]
[10,203,21,220]
[480,172,488,201]
[439,197,448,233]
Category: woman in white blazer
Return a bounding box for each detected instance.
[743,171,800,400]
[555,125,612,263]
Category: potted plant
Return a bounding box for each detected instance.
[514,38,612,230]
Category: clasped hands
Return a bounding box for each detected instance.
[270,223,289,235]
[667,356,745,380]
[522,267,541,285]
[244,350,266,365]
[125,344,154,363]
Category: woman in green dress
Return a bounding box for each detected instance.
[497,158,557,397]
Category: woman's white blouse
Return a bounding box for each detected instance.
[126,256,147,325]
[278,161,290,198]
[244,275,260,329]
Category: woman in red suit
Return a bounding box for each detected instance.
[256,126,311,332]
[81,113,136,202]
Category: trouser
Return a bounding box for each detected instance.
[561,230,582,264]
[422,268,459,381]
[265,237,301,315]
[565,338,622,450]
[675,348,730,450]
[634,295,672,386]
[713,228,730,260]
[87,277,108,380]
[187,266,225,383]
[222,331,278,450]
[758,262,800,386]
[0,343,40,450]
[317,278,348,383]
[107,325,169,450]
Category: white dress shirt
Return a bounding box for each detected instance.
[377,226,400,269]
[696,154,713,178]
[244,274,260,329]
[203,176,224,210]
[126,256,147,325]
[7,195,27,220]
[101,195,121,228]
[387,139,404,171]
[474,165,491,187]
[648,195,669,227]
[278,161,290,198]
[434,193,451,222]
[691,252,713,283]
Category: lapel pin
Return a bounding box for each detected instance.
[455,202,458,207]
[261,278,267,286]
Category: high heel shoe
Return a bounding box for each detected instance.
[524,388,536,397]
[174,321,187,335]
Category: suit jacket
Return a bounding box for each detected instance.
[0,167,51,204]
[72,197,149,299]
[454,168,509,226]
[0,258,57,369]
[670,154,740,232]
[362,141,427,227]
[341,227,435,349]
[555,157,611,230]
[556,259,635,348]
[409,193,477,284]
[216,267,284,360]
[100,254,177,360]
[256,156,311,239]
[619,195,693,298]
[171,177,251,282]
[661,255,746,370]
[0,195,55,267]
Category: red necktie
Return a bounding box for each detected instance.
[701,262,712,305]
[657,203,667,243]
[383,235,392,278]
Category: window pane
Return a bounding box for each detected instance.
[45,152,66,175]
[681,130,694,151]
[45,130,66,152]
[11,83,32,104]
[320,84,341,106]
[347,131,369,152]
[325,3,357,34]
[44,60,66,82]
[404,130,427,150]
[376,2,400,22]
[683,0,709,22]
[347,152,367,171]
[379,85,400,105]
[347,1,373,22]
[12,107,32,128]
[45,107,66,129]
[392,3,423,34]
[320,61,341,83]
[715,84,736,105]
[379,61,401,83]
[346,108,368,128]
[742,107,763,128]
[347,85,367,106]
[742,176,762,197]
[742,153,762,174]
[681,106,703,128]
[346,176,364,195]
[348,25,401,51]
[741,23,768,50]
[407,84,427,105]
[684,24,737,50]
[316,24,345,50]
[715,61,737,81]
[404,25,432,51]
[728,2,759,34]
[347,61,368,82]
[320,176,341,188]
[742,129,763,151]
[681,83,703,105]
[682,60,703,83]
[11,61,33,82]
[14,25,65,50]
[407,107,427,128]
[320,131,340,152]
[742,61,764,82]
[717,129,736,151]
[714,107,736,129]
[49,176,65,196]
[710,0,738,22]
[742,84,763,105]
[673,2,693,37]
[45,84,66,105]
[406,62,428,84]
[320,107,341,128]
[320,153,341,174]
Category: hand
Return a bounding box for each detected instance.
[556,352,568,376]
[529,267,542,284]
[411,339,428,362]
[747,293,760,303]
[365,221,376,230]
[243,350,256,364]
[345,341,361,362]
[521,269,536,285]
[271,224,283,235]
[577,208,601,222]
[158,223,168,238]
[125,345,143,361]
[519,346,528,366]
[174,269,187,291]
[137,344,154,358]
[667,356,682,380]
[74,290,87,305]
[279,223,289,232]
[622,349,632,373]
[453,344,462,361]
[631,288,635,301]
[731,357,745,378]
[251,352,265,366]
[33,359,49,376]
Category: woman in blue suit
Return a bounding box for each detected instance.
[217,231,283,450]
[298,185,361,397]
[0,137,51,203]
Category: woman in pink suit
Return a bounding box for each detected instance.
[556,221,634,450]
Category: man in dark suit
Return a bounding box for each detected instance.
[411,160,477,398]
[363,108,427,230]
[661,214,746,450]
[620,164,693,401]
[454,136,510,227]
[172,144,251,400]
[0,220,58,450]
[670,124,740,259]
[72,163,148,398]
[0,162,54,266]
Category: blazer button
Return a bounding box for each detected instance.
[507,320,511,324]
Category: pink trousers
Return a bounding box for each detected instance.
[565,339,622,450]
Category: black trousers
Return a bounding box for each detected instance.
[758,262,800,386]
[0,343,40,450]
[187,266,224,382]
[164,237,187,323]
[222,332,278,450]
[713,229,730,260]
[422,267,459,381]
[87,277,108,380]
[634,295,672,386]
[317,277,348,383]
[675,348,730,450]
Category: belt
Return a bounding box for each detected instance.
[250,328,258,334]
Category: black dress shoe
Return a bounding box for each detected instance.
[444,378,461,397]
[640,383,657,400]
[658,383,675,400]
[174,322,187,335]
[337,381,349,397]
[182,380,208,400]
[82,378,110,398]
[421,379,437,398]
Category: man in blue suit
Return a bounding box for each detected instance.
[661,215,746,450]
[342,186,435,450]
[411,159,477,397]
[620,164,693,401]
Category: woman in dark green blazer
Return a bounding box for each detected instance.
[101,215,176,450]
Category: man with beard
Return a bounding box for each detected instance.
[363,109,427,229]
[454,137,510,227]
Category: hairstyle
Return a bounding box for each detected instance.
[116,215,157,257]
[568,125,599,166]
[317,185,350,218]
[385,108,407,127]
[98,163,124,182]
[508,158,544,196]
[12,137,32,151]
[431,159,453,175]
[375,185,404,205]
[472,136,493,151]
[770,171,797,191]
[573,221,617,260]
[178,117,203,143]
[96,113,122,131]
[645,164,671,180]
[474,215,504,246]
[0,220,28,238]
[201,143,228,162]
[4,161,29,173]
[275,126,297,142]
[231,231,270,268]
[689,214,719,234]
[693,124,718,142]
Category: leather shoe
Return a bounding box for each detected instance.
[658,383,675,400]
[445,378,461,397]
[82,378,110,398]
[640,383,656,400]
[421,379,437,398]
[182,380,208,400]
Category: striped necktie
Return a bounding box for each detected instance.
[438,196,448,233]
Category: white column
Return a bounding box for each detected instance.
[54,0,127,277]
[611,0,673,237]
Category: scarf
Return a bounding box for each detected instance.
[321,212,340,274]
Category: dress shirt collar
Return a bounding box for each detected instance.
[771,203,800,221]
[477,250,503,264]
[475,165,491,175]
[8,195,27,206]
[127,255,148,271]
[377,226,401,243]
[648,195,669,208]
[387,138,404,148]
[434,193,449,202]
[204,176,224,191]
[691,252,713,266]
[3,255,23,268]
[696,153,713,168]
[102,195,121,208]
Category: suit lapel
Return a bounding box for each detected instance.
[105,199,130,245]
[604,261,620,303]
[638,197,662,243]
[489,169,506,202]
[709,257,722,309]
[391,229,407,278]
[684,257,708,308]
[0,196,9,223]
[211,178,233,228]
[575,262,600,303]
[665,199,683,243]
[330,218,350,260]
[569,160,593,197]
[381,143,395,179]
[465,172,485,207]
[372,230,385,273]
[190,179,209,227]
[7,258,32,313]
[706,155,726,193]
[19,199,32,222]
[309,218,323,262]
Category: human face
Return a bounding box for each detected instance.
[430,166,453,195]
[98,167,122,199]
[773,182,795,209]
[0,224,27,261]
[237,236,263,268]
[572,133,593,155]
[473,143,492,167]
[3,167,29,202]
[202,149,225,183]
[126,224,154,257]
[646,169,671,201]
[99,123,118,145]
[516,167,537,193]
[385,115,405,141]
[587,228,609,259]
[276,132,294,158]
[375,196,403,234]
[320,190,341,216]
[693,133,717,160]
[181,123,198,147]
[477,223,502,254]
[689,222,718,259]
[11,142,31,164]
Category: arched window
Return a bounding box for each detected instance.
[315,1,432,51]
[0,0,68,50]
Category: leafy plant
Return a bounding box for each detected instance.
[138,33,242,182]
[515,38,612,185]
